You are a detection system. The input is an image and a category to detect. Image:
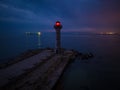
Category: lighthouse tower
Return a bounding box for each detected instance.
[54,21,62,54]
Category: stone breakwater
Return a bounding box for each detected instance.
[0,48,77,90]
[0,48,93,90]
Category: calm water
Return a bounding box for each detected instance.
[0,32,120,90]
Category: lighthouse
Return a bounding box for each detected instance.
[54,21,62,54]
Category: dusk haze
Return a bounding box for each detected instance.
[0,0,120,90]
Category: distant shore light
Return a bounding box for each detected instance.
[38,32,41,36]
[100,32,116,35]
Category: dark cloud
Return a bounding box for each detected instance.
[0,0,120,33]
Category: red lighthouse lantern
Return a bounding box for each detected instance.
[54,21,62,29]
[56,22,61,26]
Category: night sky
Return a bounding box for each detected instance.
[0,0,120,33]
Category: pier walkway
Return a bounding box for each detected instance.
[0,49,76,90]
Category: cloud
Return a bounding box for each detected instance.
[0,3,56,25]
[0,0,120,32]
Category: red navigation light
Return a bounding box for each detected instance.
[54,21,62,29]
[56,22,60,26]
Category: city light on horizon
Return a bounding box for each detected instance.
[99,31,120,35]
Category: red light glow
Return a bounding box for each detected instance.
[56,22,60,26]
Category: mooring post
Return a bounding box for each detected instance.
[54,21,62,54]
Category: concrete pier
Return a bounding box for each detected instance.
[0,49,76,90]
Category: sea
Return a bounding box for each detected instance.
[0,32,120,90]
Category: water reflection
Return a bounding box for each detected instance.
[25,32,42,49]
[38,34,42,48]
